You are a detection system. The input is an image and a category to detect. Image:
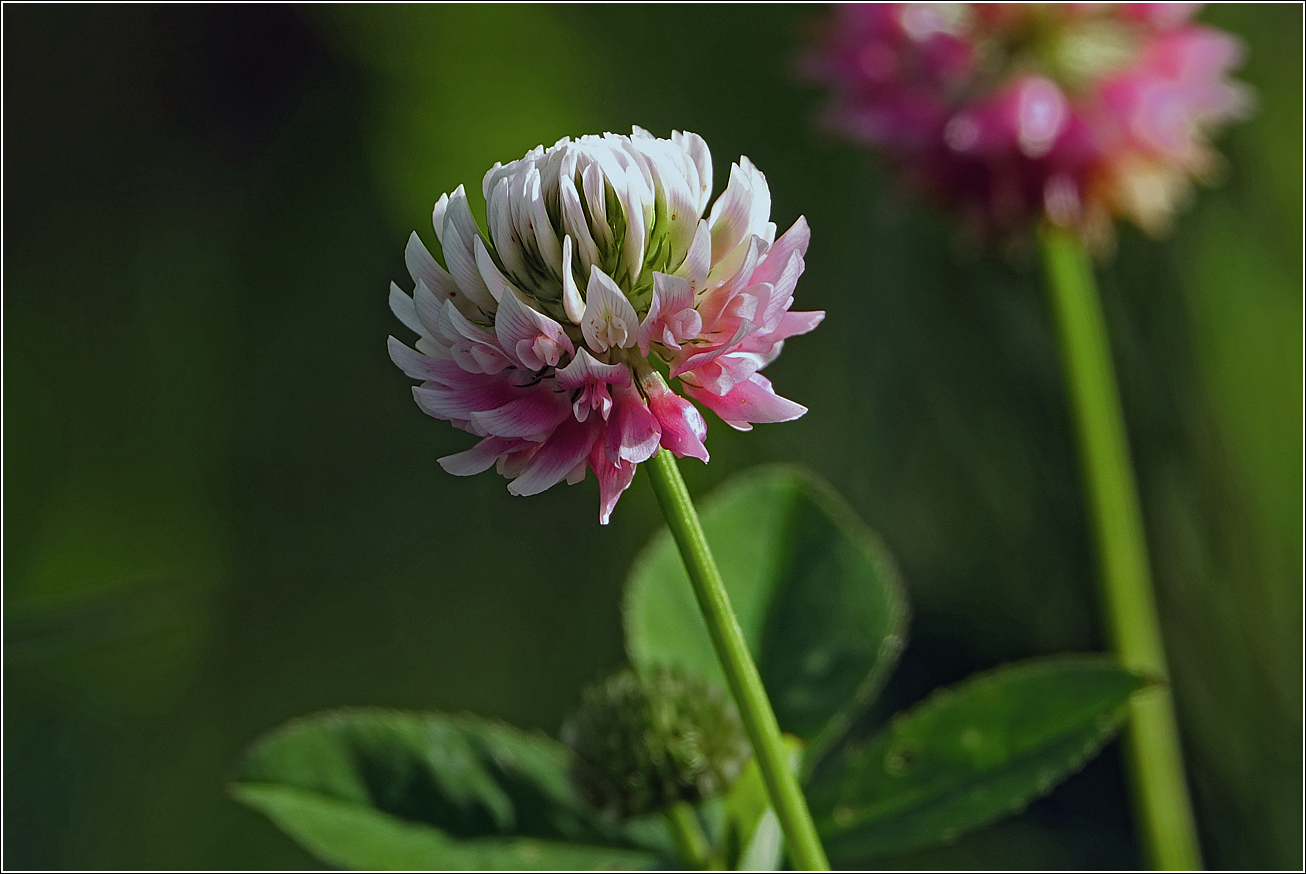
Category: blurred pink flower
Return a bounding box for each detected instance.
[389,128,822,523]
[799,3,1251,244]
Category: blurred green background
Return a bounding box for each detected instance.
[4,4,1300,869]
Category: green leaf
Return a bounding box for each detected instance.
[624,465,909,745]
[230,708,663,870]
[806,656,1147,862]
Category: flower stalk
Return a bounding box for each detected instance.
[644,448,829,871]
[1038,222,1201,870]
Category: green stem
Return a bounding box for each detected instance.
[665,801,715,870]
[645,448,830,871]
[1039,223,1202,871]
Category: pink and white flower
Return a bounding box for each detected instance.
[389,128,822,523]
[799,3,1250,245]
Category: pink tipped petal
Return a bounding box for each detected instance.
[670,319,760,379]
[413,373,520,421]
[554,348,630,391]
[674,220,713,286]
[494,289,574,371]
[470,385,573,439]
[641,371,709,463]
[589,443,638,525]
[565,460,588,485]
[438,300,511,374]
[508,415,601,497]
[773,309,825,339]
[748,216,810,289]
[707,162,759,263]
[388,336,446,381]
[556,349,631,423]
[606,383,662,465]
[439,436,518,476]
[638,272,699,356]
[581,267,639,352]
[683,373,808,432]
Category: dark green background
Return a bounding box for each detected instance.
[4,5,1300,869]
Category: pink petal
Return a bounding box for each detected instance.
[747,216,810,289]
[412,370,520,420]
[388,336,445,381]
[589,442,638,525]
[438,436,518,476]
[734,310,827,367]
[670,320,759,379]
[638,272,697,356]
[494,289,574,371]
[508,415,601,497]
[682,373,808,432]
[641,371,709,463]
[606,383,662,465]
[554,348,631,391]
[470,384,573,439]
[707,161,763,263]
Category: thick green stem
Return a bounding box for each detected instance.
[1039,223,1202,870]
[645,448,830,871]
[666,801,715,870]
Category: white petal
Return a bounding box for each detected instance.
[618,173,647,283]
[525,167,563,270]
[674,220,712,286]
[440,186,498,314]
[405,232,460,302]
[739,156,772,243]
[388,282,423,336]
[431,193,450,245]
[674,130,713,214]
[560,173,601,274]
[474,236,511,303]
[662,171,700,266]
[486,176,528,280]
[707,163,757,264]
[581,161,612,250]
[561,235,585,325]
[412,280,447,339]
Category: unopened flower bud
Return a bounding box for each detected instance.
[561,667,750,820]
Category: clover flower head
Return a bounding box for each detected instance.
[561,667,749,820]
[800,3,1251,244]
[389,128,823,523]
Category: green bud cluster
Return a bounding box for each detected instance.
[561,666,750,820]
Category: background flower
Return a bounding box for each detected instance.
[389,129,822,522]
[799,3,1252,245]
